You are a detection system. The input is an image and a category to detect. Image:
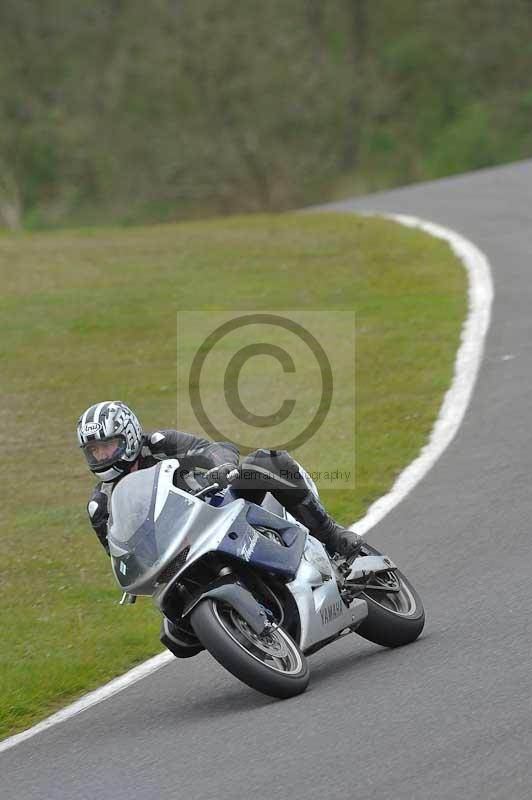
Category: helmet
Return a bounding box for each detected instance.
[77,401,143,481]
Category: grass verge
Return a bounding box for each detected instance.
[0,212,467,738]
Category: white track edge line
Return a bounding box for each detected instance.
[0,212,493,755]
[0,652,174,754]
[349,212,493,535]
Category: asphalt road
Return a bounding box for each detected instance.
[3,160,532,800]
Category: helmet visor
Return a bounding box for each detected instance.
[82,437,126,470]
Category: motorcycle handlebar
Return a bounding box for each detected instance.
[193,468,240,499]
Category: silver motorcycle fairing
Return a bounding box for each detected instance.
[109,460,248,595]
[108,460,306,600]
[108,460,396,657]
[286,536,368,652]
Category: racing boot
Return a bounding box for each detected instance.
[285,492,363,560]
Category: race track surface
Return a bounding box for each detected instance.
[3,160,532,800]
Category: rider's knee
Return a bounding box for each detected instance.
[245,448,274,463]
[245,448,306,492]
[246,448,293,465]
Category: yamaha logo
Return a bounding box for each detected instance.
[320,599,343,625]
[83,422,102,435]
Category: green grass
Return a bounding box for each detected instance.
[0,212,467,738]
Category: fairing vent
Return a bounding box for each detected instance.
[157,546,190,584]
[254,526,285,545]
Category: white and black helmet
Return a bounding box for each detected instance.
[77,401,143,481]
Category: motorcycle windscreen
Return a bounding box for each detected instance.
[108,464,196,589]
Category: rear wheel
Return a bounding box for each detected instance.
[355,543,425,647]
[191,599,309,699]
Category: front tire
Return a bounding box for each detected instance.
[355,543,425,648]
[190,599,310,699]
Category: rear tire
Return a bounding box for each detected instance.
[191,599,309,699]
[355,544,425,648]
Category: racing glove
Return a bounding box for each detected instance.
[203,463,240,491]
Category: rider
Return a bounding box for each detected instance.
[77,400,362,560]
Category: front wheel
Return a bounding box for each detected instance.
[355,543,425,648]
[190,599,310,699]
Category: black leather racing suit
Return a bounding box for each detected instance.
[86,429,239,554]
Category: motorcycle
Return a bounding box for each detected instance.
[108,459,425,699]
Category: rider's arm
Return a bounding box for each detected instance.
[146,429,240,470]
[87,482,112,555]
